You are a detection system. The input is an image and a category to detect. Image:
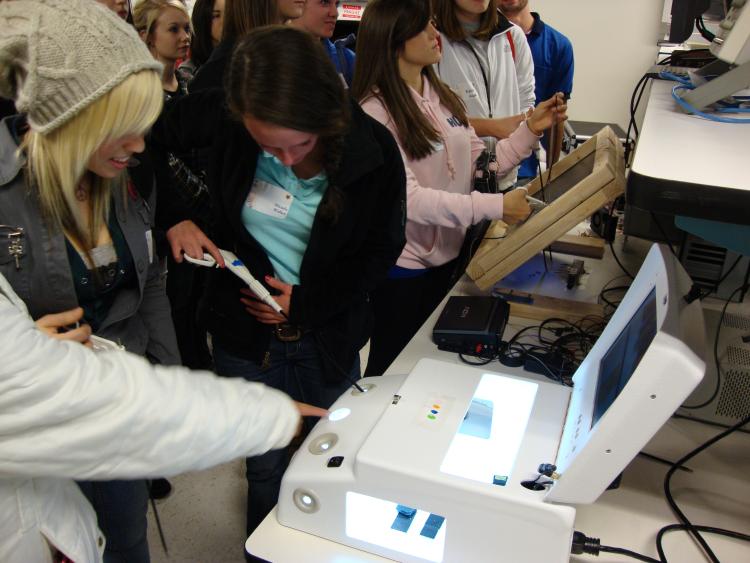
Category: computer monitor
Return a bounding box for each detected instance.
[548,244,705,503]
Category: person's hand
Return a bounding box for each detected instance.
[294,401,329,436]
[526,92,568,136]
[240,276,291,324]
[166,220,225,267]
[35,307,93,346]
[502,189,532,225]
[295,401,329,419]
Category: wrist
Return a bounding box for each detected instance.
[526,118,543,136]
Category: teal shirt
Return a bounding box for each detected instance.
[241,151,327,285]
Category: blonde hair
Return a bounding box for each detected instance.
[22,70,163,256]
[133,0,191,41]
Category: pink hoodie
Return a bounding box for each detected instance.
[361,78,539,269]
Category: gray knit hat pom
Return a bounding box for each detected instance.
[0,0,163,134]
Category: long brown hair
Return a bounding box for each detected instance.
[226,26,351,221]
[351,0,468,161]
[190,0,218,67]
[433,0,498,42]
[222,0,279,44]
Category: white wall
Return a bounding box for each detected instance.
[532,0,665,129]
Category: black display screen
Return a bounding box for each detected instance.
[591,289,658,427]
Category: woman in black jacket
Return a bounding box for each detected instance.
[151,26,406,534]
[190,0,304,92]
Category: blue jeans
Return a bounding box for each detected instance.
[212,333,358,535]
[77,479,150,563]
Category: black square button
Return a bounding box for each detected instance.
[327,456,344,468]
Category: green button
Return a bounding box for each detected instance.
[427,415,437,420]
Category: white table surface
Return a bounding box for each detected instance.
[247,241,750,562]
[626,79,750,224]
[631,80,748,191]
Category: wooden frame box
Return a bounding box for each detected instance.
[467,126,626,290]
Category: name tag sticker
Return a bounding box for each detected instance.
[246,179,294,220]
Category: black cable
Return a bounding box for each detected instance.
[598,276,631,314]
[682,283,747,410]
[458,352,494,366]
[625,74,651,166]
[604,201,633,282]
[572,531,659,563]
[536,153,548,204]
[149,493,169,555]
[598,545,660,563]
[627,76,649,143]
[696,16,716,42]
[631,76,651,139]
[649,212,677,258]
[460,309,605,386]
[661,410,750,563]
[534,126,558,273]
[609,240,635,280]
[315,337,366,393]
[638,451,692,473]
[524,350,573,385]
[600,288,628,305]
[656,524,750,562]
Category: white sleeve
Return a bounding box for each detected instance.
[0,280,300,480]
[511,26,536,111]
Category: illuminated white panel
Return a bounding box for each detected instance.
[441,374,538,484]
[345,492,446,563]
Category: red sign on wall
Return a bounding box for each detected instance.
[338,2,367,21]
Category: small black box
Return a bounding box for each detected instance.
[432,296,509,356]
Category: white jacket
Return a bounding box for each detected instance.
[436,22,536,188]
[0,274,299,563]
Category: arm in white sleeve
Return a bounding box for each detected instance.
[511,25,537,112]
[0,277,300,480]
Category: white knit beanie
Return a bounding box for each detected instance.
[0,0,163,134]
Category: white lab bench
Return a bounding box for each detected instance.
[626,78,750,225]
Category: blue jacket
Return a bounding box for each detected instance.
[324,36,356,88]
[519,12,574,178]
